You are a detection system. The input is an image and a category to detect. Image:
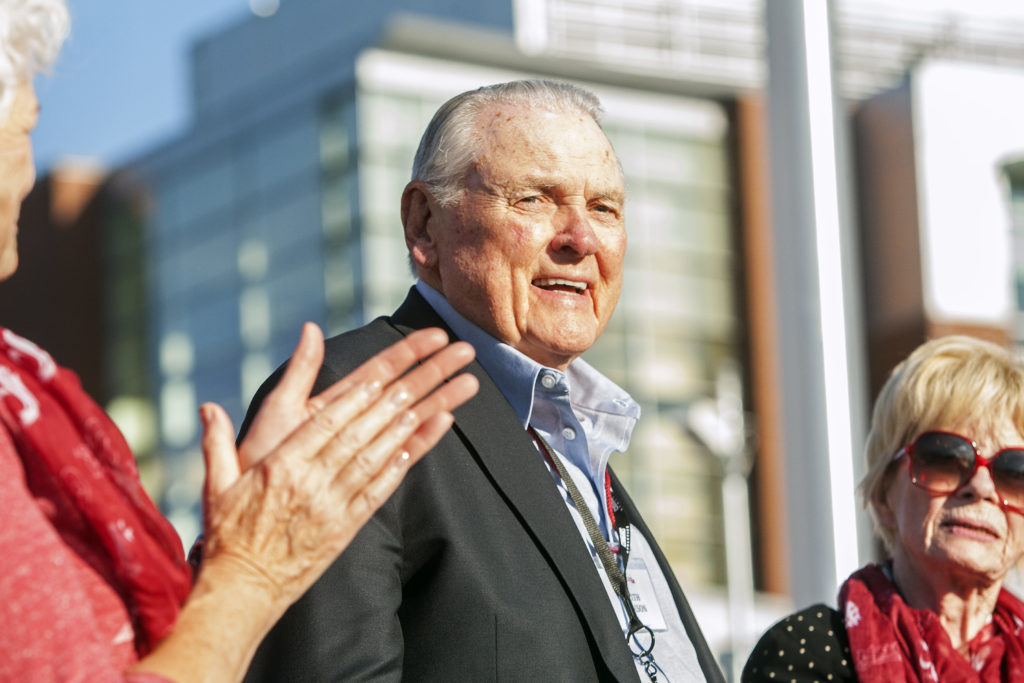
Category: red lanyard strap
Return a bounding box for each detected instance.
[528,428,657,677]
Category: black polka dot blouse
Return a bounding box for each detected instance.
[742,604,856,682]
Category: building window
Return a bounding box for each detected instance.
[1003,159,1024,346]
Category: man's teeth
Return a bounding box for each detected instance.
[534,278,587,294]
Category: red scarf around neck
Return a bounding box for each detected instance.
[839,563,1024,682]
[0,328,191,655]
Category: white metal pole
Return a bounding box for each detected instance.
[763,0,868,605]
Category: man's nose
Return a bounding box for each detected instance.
[550,206,598,257]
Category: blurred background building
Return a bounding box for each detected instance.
[11,0,1024,675]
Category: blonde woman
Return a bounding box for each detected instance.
[744,335,1024,682]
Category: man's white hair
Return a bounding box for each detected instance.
[411,79,606,208]
[0,0,69,119]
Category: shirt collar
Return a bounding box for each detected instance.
[415,280,640,441]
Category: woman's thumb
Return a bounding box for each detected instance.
[201,402,240,499]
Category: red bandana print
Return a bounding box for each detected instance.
[0,328,191,655]
[839,564,1024,682]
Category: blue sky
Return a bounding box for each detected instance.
[32,1,264,172]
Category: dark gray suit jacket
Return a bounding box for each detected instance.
[242,288,724,682]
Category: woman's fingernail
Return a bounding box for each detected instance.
[398,410,417,427]
[390,450,411,471]
[390,390,409,406]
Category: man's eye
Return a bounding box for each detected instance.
[515,196,543,206]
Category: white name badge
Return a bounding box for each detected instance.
[625,557,667,631]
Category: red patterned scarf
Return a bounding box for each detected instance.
[0,328,191,655]
[839,563,1024,682]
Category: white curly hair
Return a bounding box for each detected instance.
[0,0,69,120]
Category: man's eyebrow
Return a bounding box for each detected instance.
[590,190,625,203]
[507,176,558,190]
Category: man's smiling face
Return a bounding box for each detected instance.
[417,103,626,370]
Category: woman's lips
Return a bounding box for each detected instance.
[940,517,1001,540]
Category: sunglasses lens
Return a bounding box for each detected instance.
[910,432,975,493]
[992,450,1024,509]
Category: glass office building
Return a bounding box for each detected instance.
[1008,159,1024,344]
[135,5,741,590]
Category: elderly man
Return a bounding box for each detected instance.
[242,80,723,682]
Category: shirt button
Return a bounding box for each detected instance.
[540,373,556,389]
[562,427,576,440]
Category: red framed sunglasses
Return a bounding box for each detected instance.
[893,430,1024,515]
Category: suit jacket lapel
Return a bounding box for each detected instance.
[392,288,639,680]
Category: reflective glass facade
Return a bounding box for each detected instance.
[146,102,331,538]
[141,40,741,587]
[1008,160,1024,344]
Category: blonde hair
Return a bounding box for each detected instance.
[861,335,1024,550]
[0,0,69,119]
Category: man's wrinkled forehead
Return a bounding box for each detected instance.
[469,102,625,183]
[474,101,598,138]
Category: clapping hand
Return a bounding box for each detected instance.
[198,324,477,608]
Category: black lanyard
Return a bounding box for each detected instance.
[530,428,659,682]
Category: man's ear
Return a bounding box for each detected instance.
[402,182,438,273]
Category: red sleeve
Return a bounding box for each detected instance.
[0,427,172,683]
